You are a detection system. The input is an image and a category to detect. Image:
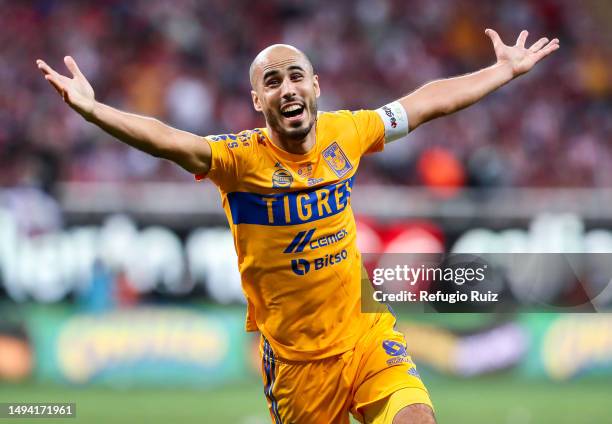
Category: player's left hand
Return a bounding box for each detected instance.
[485,29,559,78]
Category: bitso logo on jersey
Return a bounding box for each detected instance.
[290,250,348,276]
[322,142,353,178]
[291,258,310,276]
[272,167,293,188]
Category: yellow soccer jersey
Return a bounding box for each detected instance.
[198,110,386,361]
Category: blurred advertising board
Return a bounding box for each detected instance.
[23,305,249,387]
[0,332,32,382]
[395,313,612,381]
[4,304,612,385]
[4,208,612,310]
[522,314,612,381]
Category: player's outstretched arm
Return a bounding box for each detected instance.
[399,29,560,131]
[36,56,212,175]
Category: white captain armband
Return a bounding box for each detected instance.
[375,101,409,143]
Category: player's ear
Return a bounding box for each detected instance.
[313,75,320,98]
[251,90,263,112]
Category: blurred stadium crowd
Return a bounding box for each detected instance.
[2,0,611,192]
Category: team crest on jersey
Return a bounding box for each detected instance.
[272,165,293,188]
[322,142,353,178]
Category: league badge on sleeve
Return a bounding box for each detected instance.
[322,142,353,178]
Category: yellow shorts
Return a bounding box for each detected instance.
[259,313,433,424]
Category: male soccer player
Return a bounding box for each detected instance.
[37,29,558,423]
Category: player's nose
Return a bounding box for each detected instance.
[280,78,297,100]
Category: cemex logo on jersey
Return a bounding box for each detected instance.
[322,142,353,178]
[284,228,348,254]
[382,105,398,128]
[284,229,316,254]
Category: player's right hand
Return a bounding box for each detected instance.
[36,56,95,119]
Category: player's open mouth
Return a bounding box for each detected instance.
[280,103,305,122]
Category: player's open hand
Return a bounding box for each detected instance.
[485,29,559,78]
[36,56,95,118]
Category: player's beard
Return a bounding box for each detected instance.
[265,97,318,142]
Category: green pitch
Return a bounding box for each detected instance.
[1,377,610,423]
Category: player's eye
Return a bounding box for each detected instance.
[266,79,280,87]
[290,73,303,81]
